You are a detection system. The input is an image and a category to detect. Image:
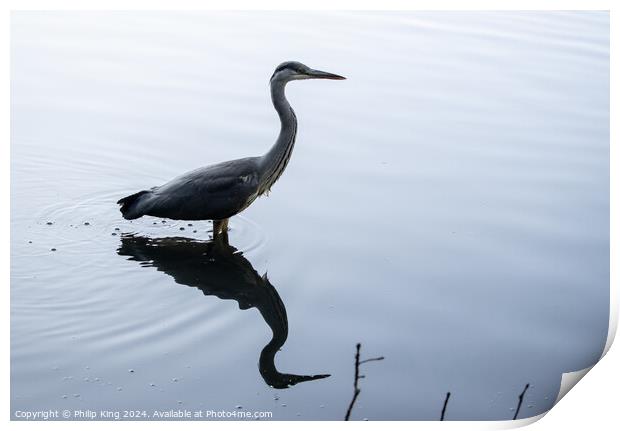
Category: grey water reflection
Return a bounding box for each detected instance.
[117,233,330,389]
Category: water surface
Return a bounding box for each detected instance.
[11,11,609,420]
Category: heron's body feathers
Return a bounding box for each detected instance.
[118,157,261,221]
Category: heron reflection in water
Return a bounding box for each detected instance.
[117,232,329,389]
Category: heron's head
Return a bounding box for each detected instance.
[270,61,346,83]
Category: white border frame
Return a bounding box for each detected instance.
[3,1,616,429]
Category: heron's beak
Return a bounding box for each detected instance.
[306,68,346,80]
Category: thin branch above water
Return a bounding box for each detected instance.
[344,343,384,421]
[440,392,451,421]
[513,383,530,420]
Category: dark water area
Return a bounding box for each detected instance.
[11,11,609,420]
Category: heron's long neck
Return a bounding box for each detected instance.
[259,80,297,195]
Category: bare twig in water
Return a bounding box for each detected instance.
[440,392,451,421]
[344,344,361,421]
[344,343,384,421]
[513,383,530,420]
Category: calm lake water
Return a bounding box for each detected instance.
[11,11,609,420]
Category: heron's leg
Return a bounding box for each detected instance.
[213,219,222,236]
[213,218,229,237]
[211,220,230,249]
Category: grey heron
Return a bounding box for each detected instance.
[117,61,345,235]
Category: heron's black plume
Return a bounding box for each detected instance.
[117,190,149,220]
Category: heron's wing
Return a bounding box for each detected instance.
[147,157,260,219]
